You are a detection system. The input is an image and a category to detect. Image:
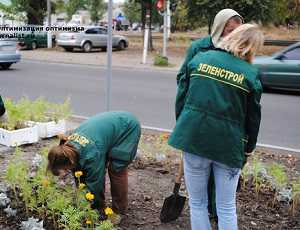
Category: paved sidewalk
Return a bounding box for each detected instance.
[20,47,184,71]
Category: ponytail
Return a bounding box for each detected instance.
[47,135,78,176]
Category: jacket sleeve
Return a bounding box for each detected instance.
[82,152,106,209]
[0,96,5,117]
[245,78,263,153]
[175,44,197,120]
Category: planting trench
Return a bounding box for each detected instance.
[0,134,299,230]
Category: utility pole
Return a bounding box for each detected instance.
[167,0,171,39]
[142,7,151,64]
[162,0,168,57]
[106,0,113,111]
[47,0,52,48]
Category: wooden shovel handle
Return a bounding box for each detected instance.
[175,156,184,184]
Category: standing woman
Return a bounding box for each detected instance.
[169,24,264,230]
[47,111,141,218]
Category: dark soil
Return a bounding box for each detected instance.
[0,134,299,230]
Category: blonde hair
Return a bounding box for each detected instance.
[219,24,264,62]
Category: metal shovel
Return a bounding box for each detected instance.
[160,157,186,223]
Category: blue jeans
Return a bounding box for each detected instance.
[183,152,240,230]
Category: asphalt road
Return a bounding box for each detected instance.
[1,60,300,150]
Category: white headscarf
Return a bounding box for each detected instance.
[211,9,243,47]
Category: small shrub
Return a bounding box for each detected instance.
[154,54,169,67]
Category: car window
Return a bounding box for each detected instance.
[85,29,98,34]
[283,47,300,60]
[99,28,107,35]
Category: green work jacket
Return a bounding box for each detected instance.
[68,111,141,207]
[176,36,214,119]
[0,96,5,117]
[169,49,262,169]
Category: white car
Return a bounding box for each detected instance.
[57,26,129,52]
[0,38,21,70]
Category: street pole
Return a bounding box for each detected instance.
[142,9,150,64]
[106,0,113,111]
[167,0,171,39]
[162,0,168,57]
[47,0,52,48]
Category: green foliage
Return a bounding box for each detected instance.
[86,0,106,23]
[123,0,141,24]
[154,54,169,66]
[290,179,300,216]
[59,206,84,230]
[10,0,47,24]
[95,220,116,230]
[267,163,287,189]
[251,156,264,195]
[65,0,86,21]
[1,97,72,130]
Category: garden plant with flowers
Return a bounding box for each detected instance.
[4,147,116,230]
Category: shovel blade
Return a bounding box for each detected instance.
[160,194,186,223]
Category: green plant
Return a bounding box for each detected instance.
[267,163,287,206]
[59,206,84,230]
[154,54,169,67]
[5,147,28,200]
[95,220,116,230]
[290,180,300,216]
[252,156,264,196]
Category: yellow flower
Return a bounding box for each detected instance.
[75,171,83,178]
[85,192,95,201]
[104,207,114,216]
[42,179,50,187]
[161,133,169,141]
[86,220,92,225]
[79,183,86,190]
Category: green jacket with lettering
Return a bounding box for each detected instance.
[169,49,262,169]
[176,36,214,119]
[0,96,5,117]
[68,111,141,207]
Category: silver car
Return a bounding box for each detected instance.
[0,39,21,70]
[57,26,129,52]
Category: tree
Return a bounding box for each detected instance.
[86,0,106,23]
[187,0,277,33]
[10,0,48,25]
[65,0,86,21]
[123,0,141,24]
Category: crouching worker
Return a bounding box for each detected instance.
[47,111,141,220]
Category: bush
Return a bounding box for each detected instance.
[154,54,169,67]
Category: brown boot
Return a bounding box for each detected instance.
[108,164,128,214]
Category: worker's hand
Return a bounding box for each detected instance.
[0,112,7,123]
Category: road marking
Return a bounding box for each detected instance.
[71,115,300,153]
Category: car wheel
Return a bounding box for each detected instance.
[31,41,37,50]
[1,63,12,70]
[64,47,74,52]
[118,41,126,50]
[83,42,92,52]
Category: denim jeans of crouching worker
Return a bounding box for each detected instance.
[183,152,240,230]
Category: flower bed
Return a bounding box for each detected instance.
[0,133,299,229]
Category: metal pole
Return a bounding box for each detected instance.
[106,0,113,111]
[167,0,171,39]
[142,10,150,64]
[162,0,167,57]
[47,0,52,48]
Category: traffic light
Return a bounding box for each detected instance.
[156,0,165,10]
